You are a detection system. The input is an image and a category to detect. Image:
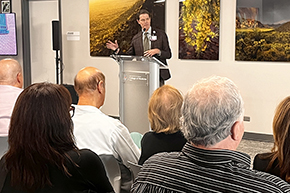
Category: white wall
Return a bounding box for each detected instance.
[61,0,119,116]
[9,0,290,134]
[29,0,58,83]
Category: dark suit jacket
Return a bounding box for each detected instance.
[124,28,172,80]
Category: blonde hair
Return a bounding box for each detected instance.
[148,85,183,134]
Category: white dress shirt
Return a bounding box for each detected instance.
[72,105,140,168]
[0,85,23,136]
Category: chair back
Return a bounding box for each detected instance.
[99,154,121,193]
[130,132,143,149]
[0,136,8,158]
[127,161,142,180]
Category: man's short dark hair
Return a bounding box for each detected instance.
[137,9,151,20]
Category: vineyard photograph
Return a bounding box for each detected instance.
[179,0,220,60]
[236,0,290,61]
[89,0,165,57]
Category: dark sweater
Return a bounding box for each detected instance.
[138,130,187,165]
[253,152,281,178]
[0,149,113,193]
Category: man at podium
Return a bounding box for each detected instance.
[106,9,172,85]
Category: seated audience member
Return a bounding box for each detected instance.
[0,59,23,136]
[131,76,290,193]
[0,83,113,193]
[253,96,290,182]
[72,67,140,193]
[138,85,186,165]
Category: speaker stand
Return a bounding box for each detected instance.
[55,50,61,84]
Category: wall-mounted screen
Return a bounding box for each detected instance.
[0,13,17,56]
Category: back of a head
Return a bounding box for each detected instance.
[273,96,290,147]
[181,76,244,147]
[8,82,74,149]
[148,85,183,134]
[272,96,290,148]
[5,82,76,191]
[271,96,290,182]
[0,58,22,87]
[74,66,105,96]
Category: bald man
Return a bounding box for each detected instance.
[0,58,23,136]
[72,67,140,193]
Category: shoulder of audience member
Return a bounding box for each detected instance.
[143,131,155,137]
[107,116,131,133]
[142,151,181,166]
[69,149,102,165]
[253,170,290,191]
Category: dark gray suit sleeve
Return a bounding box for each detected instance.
[158,30,172,60]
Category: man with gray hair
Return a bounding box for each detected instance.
[131,76,290,193]
[0,58,23,136]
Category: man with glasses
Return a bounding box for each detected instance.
[72,67,140,193]
[106,9,172,85]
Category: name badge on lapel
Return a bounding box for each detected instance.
[151,30,157,41]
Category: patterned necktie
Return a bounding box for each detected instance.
[143,32,149,52]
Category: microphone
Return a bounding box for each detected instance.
[143,28,146,32]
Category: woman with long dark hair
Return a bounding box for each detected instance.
[254,96,290,182]
[0,83,113,193]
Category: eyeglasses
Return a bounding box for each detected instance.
[70,106,75,118]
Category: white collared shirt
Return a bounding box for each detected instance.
[0,85,23,136]
[72,105,140,168]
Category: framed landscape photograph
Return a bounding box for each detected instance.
[236,0,290,61]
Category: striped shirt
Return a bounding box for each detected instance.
[131,143,290,193]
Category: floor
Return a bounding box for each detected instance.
[236,139,273,167]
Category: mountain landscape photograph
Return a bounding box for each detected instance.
[236,0,290,61]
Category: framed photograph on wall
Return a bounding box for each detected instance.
[236,0,290,61]
[1,0,11,13]
[89,0,166,57]
[179,0,220,60]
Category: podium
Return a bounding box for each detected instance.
[112,55,168,134]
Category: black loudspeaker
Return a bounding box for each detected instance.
[52,20,60,51]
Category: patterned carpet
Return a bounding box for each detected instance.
[236,139,273,166]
